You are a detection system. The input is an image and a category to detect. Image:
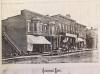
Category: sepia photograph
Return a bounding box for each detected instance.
[1,0,99,64]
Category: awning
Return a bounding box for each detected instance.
[77,38,84,42]
[63,38,69,43]
[66,33,77,38]
[27,35,51,44]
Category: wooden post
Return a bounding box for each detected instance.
[51,36,52,52]
[51,45,52,52]
[57,36,58,48]
[59,35,61,48]
[44,44,45,52]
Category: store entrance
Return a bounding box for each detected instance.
[33,44,44,53]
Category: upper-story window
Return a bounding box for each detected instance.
[31,17,41,32]
[52,25,55,35]
[44,24,47,31]
[70,25,72,33]
[64,24,66,32]
[71,25,74,33]
[67,25,70,33]
[33,21,37,31]
[39,23,43,32]
[27,20,31,32]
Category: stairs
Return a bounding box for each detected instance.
[2,32,22,55]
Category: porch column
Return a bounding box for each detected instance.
[27,43,33,52]
[51,36,53,52]
[44,44,45,52]
[59,36,61,48]
[57,36,59,48]
[51,45,52,52]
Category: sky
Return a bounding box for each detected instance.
[1,0,100,28]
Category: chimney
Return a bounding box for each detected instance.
[91,27,93,30]
[21,10,25,15]
[66,14,71,17]
[46,14,49,17]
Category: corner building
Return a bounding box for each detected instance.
[2,9,87,58]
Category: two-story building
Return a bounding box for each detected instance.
[2,9,61,58]
[52,14,83,50]
[76,23,87,49]
[2,9,87,58]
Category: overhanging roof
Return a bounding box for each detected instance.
[27,35,51,44]
[66,33,77,38]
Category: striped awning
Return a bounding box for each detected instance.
[27,35,51,44]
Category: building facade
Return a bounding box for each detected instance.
[2,9,87,58]
[86,28,98,49]
[52,14,87,50]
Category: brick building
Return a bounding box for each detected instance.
[52,14,87,49]
[2,9,87,58]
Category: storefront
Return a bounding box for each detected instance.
[76,38,86,49]
[61,33,77,51]
[45,36,60,50]
[27,35,51,54]
[62,37,76,50]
